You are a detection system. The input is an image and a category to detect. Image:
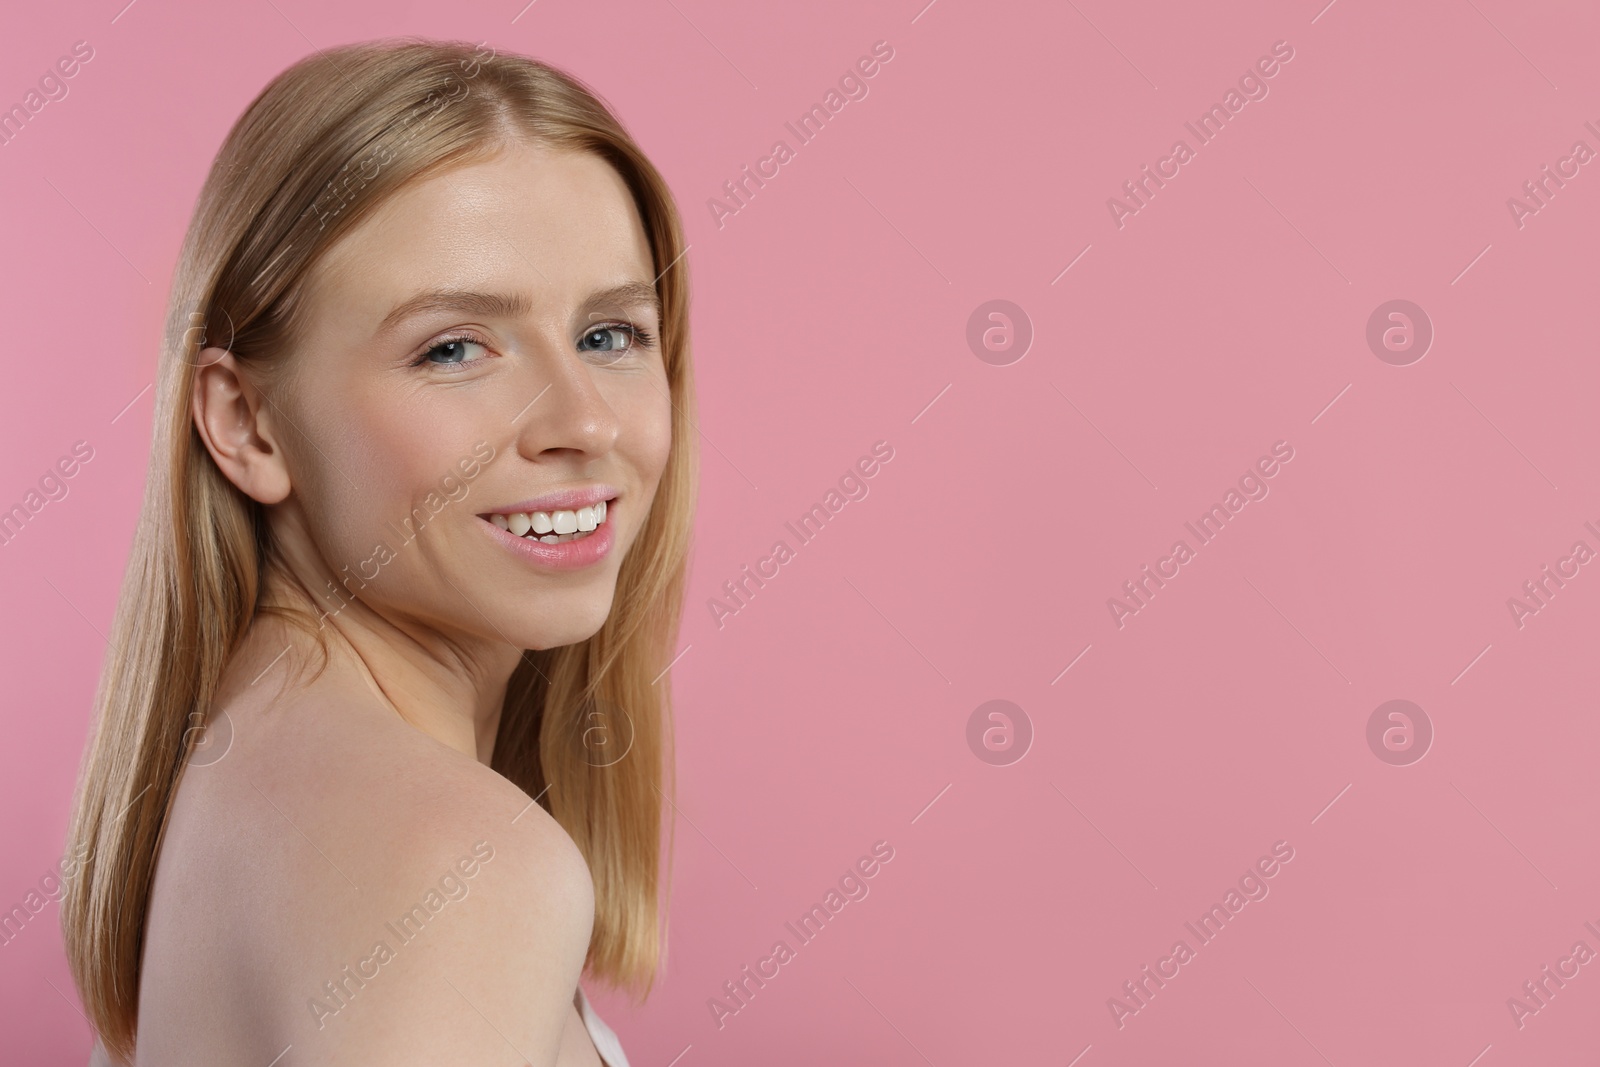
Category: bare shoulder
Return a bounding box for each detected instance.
[139,658,594,1066]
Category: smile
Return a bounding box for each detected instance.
[484,499,609,544]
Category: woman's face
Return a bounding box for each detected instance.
[267,141,673,651]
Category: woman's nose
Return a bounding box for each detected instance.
[509,340,622,461]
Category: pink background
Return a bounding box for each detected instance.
[4,0,1599,1063]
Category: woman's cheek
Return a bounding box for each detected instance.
[640,382,676,479]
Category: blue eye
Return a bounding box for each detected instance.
[578,323,656,357]
[412,333,490,370]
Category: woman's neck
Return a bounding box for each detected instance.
[255,572,517,764]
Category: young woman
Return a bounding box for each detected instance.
[62,37,697,1066]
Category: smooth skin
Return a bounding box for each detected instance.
[114,142,674,1066]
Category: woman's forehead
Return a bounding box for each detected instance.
[304,147,653,330]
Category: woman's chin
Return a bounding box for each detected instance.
[510,607,611,652]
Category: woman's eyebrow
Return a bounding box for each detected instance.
[375,289,530,336]
[580,281,662,322]
[375,282,661,337]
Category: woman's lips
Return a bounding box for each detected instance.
[478,498,616,571]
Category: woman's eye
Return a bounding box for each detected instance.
[419,336,489,368]
[578,325,637,357]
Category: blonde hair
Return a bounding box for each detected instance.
[61,37,695,1062]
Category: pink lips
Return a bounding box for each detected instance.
[478,497,616,571]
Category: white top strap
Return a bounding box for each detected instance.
[575,984,632,1067]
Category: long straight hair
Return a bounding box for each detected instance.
[60,38,695,1062]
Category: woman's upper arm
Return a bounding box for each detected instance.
[279,786,596,1066]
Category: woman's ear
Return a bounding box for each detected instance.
[191,347,292,505]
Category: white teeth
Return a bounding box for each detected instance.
[488,500,612,541]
